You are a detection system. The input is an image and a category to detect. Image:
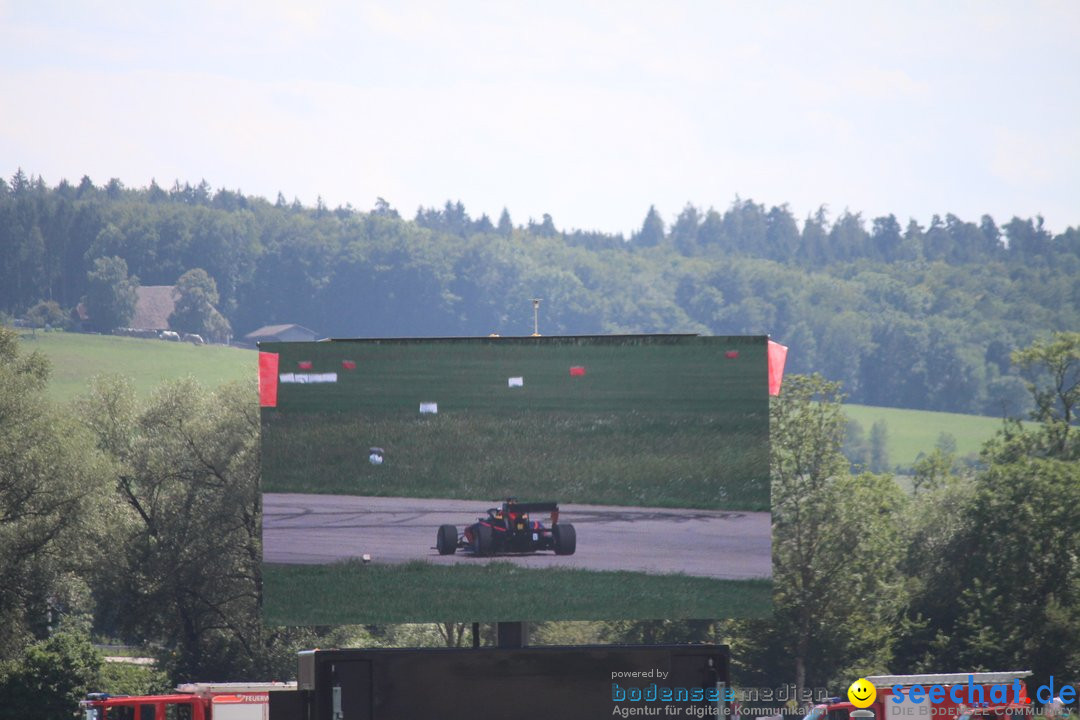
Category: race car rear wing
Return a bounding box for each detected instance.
[504,501,561,525]
[505,501,559,513]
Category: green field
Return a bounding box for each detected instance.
[260,336,770,510]
[263,412,763,509]
[17,330,254,402]
[844,403,1017,467]
[262,560,773,624]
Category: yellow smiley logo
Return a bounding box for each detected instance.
[848,678,877,708]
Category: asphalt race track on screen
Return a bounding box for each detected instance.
[263,493,771,579]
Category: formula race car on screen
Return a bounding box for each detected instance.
[436,499,576,556]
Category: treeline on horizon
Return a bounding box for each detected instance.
[1,168,1077,415]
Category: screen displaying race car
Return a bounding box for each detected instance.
[258,334,774,624]
[437,499,576,557]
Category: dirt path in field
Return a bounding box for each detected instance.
[262,494,771,579]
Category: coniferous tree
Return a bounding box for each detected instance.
[497,208,513,236]
[670,203,701,255]
[634,205,665,247]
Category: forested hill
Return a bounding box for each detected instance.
[1,170,1077,415]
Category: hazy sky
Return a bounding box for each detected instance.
[2,1,1078,235]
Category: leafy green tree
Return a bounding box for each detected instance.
[449,234,526,333]
[820,312,872,398]
[1004,216,1053,259]
[87,219,159,281]
[361,623,473,648]
[983,374,1032,418]
[897,449,1080,683]
[844,418,870,470]
[910,447,957,495]
[862,316,929,408]
[169,268,232,342]
[869,420,889,472]
[897,334,1080,684]
[97,661,171,695]
[84,256,138,332]
[0,629,102,720]
[1012,331,1080,458]
[0,328,109,659]
[935,431,957,456]
[25,299,68,329]
[80,377,264,680]
[600,620,720,646]
[735,375,907,696]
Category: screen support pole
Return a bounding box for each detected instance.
[496,621,528,648]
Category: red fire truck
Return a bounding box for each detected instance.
[80,682,297,720]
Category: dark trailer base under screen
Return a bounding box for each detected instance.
[271,645,730,720]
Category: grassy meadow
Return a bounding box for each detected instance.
[17,329,254,402]
[262,560,774,624]
[262,411,763,509]
[844,403,1019,467]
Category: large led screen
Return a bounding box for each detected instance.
[260,334,772,623]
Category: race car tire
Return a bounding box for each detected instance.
[474,524,494,556]
[436,524,458,555]
[553,523,576,555]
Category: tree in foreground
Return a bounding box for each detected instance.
[0,327,109,660]
[0,630,101,720]
[79,376,354,681]
[80,376,262,680]
[1012,331,1080,459]
[731,374,907,696]
[896,332,1080,685]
